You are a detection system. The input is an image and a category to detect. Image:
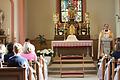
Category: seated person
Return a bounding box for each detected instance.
[113,37,120,50]
[23,38,31,47]
[4,42,14,62]
[21,43,37,62]
[112,40,120,60]
[7,43,29,80]
[23,38,35,52]
[0,41,7,61]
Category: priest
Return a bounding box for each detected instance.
[98,24,114,59]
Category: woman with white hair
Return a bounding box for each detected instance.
[23,38,35,52]
[21,43,37,62]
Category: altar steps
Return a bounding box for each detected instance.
[59,55,84,77]
[48,56,97,77]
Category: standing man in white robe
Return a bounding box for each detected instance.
[98,24,114,59]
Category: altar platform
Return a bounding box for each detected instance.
[50,35,96,77]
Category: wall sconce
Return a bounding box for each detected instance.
[116,14,120,22]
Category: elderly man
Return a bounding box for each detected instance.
[98,24,114,59]
[7,43,35,80]
[7,43,29,80]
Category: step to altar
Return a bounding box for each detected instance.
[48,56,97,77]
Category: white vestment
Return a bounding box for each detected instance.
[98,29,113,59]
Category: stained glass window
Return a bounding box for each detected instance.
[60,0,82,22]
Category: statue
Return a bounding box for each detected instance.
[69,24,75,35]
[68,3,77,22]
[0,9,5,35]
[66,24,78,41]
[98,24,114,59]
[0,9,4,29]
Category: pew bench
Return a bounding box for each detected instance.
[0,67,26,80]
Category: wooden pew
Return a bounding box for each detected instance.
[37,55,48,80]
[98,56,107,80]
[104,58,114,80]
[101,57,107,80]
[28,56,47,80]
[29,61,41,80]
[36,62,40,80]
[0,67,26,80]
[118,66,120,80]
[29,61,36,80]
[112,59,120,80]
[112,58,115,80]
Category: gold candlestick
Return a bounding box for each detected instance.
[55,24,58,35]
[64,22,66,40]
[79,23,81,35]
[53,13,59,35]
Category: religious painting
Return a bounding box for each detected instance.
[60,0,82,22]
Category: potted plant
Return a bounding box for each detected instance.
[36,35,46,45]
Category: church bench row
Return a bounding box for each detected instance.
[0,67,26,80]
[0,59,46,80]
[98,57,120,80]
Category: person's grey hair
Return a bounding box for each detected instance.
[13,43,22,52]
[23,43,33,53]
[116,42,120,51]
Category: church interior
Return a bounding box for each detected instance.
[0,0,120,80]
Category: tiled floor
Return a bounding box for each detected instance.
[48,75,98,80]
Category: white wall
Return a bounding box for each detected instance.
[27,0,56,40]
[86,0,115,39]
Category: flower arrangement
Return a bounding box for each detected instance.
[37,49,54,57]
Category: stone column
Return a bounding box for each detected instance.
[115,0,120,37]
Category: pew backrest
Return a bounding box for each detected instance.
[112,60,120,80]
[28,61,41,80]
[0,67,26,80]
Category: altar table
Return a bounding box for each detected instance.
[51,40,93,57]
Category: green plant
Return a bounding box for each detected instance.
[36,35,46,45]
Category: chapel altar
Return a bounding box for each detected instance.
[52,0,92,57]
[50,0,95,77]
